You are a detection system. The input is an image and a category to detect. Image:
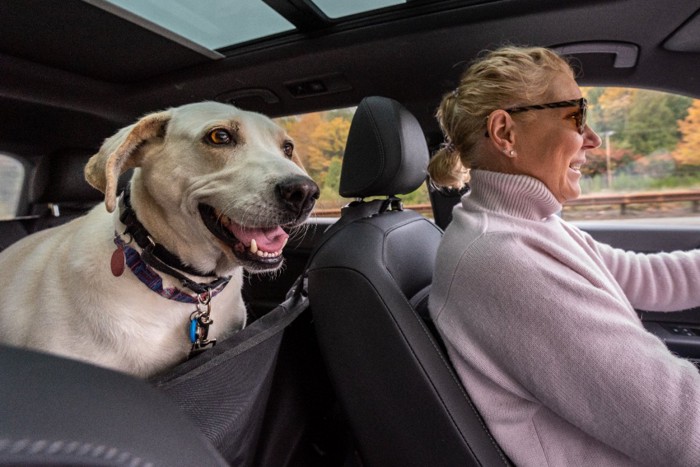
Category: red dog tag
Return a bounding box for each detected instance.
[111,245,125,277]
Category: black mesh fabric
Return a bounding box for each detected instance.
[150,279,308,466]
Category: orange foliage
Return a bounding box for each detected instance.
[673,99,700,167]
[278,112,351,184]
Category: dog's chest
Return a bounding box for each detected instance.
[100,287,245,376]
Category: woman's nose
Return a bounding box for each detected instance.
[584,125,602,149]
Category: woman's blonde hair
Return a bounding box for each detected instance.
[428,46,574,189]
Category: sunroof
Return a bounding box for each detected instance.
[94,0,294,52]
[88,0,410,55]
[312,0,406,19]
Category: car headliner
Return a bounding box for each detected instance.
[0,0,698,155]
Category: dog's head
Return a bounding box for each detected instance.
[85,101,319,274]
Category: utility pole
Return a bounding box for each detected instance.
[603,131,615,189]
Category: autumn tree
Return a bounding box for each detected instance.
[310,116,351,166]
[278,112,325,181]
[277,109,353,208]
[278,112,352,184]
[581,147,638,178]
[673,99,700,168]
[584,88,693,157]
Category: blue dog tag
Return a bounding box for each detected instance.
[189,318,198,344]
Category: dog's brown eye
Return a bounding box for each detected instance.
[206,129,233,145]
[282,141,294,158]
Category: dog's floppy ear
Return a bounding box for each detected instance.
[85,111,171,212]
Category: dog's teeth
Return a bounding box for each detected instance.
[281,237,288,249]
[247,239,283,259]
[253,249,282,259]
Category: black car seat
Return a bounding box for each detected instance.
[0,344,228,466]
[30,149,128,232]
[306,96,510,466]
[1,150,130,252]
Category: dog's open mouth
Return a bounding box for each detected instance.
[198,204,288,268]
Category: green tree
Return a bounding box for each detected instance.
[665,94,693,124]
[621,92,680,155]
[593,87,636,135]
[320,156,343,204]
[581,87,605,131]
[586,88,691,158]
[400,183,430,205]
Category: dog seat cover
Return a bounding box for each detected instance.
[150,279,308,465]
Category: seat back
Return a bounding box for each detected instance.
[307,96,509,466]
[0,344,228,466]
[28,150,131,232]
[0,220,27,252]
[0,151,112,251]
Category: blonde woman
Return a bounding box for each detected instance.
[428,46,700,466]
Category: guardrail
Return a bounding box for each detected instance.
[314,190,700,218]
[566,190,700,215]
[313,203,434,217]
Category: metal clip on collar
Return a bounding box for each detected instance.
[189,289,217,354]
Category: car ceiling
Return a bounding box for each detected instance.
[0,0,698,156]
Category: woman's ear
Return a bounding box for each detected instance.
[486,110,516,151]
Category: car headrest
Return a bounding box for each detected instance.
[32,150,129,204]
[339,96,429,198]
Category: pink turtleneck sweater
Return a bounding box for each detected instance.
[429,170,700,466]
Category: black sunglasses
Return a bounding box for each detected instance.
[506,97,588,134]
[485,97,588,136]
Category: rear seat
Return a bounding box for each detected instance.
[27,149,104,233]
[0,150,124,251]
[0,220,28,252]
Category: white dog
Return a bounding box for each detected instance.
[0,102,318,377]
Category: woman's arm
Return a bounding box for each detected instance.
[581,229,700,311]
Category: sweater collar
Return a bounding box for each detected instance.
[464,170,562,220]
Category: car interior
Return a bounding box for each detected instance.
[1,0,699,466]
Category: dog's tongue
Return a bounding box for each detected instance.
[228,224,288,252]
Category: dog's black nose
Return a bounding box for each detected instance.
[276,176,320,216]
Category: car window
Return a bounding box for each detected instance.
[563,87,700,224]
[0,154,24,220]
[280,88,700,223]
[277,108,431,218]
